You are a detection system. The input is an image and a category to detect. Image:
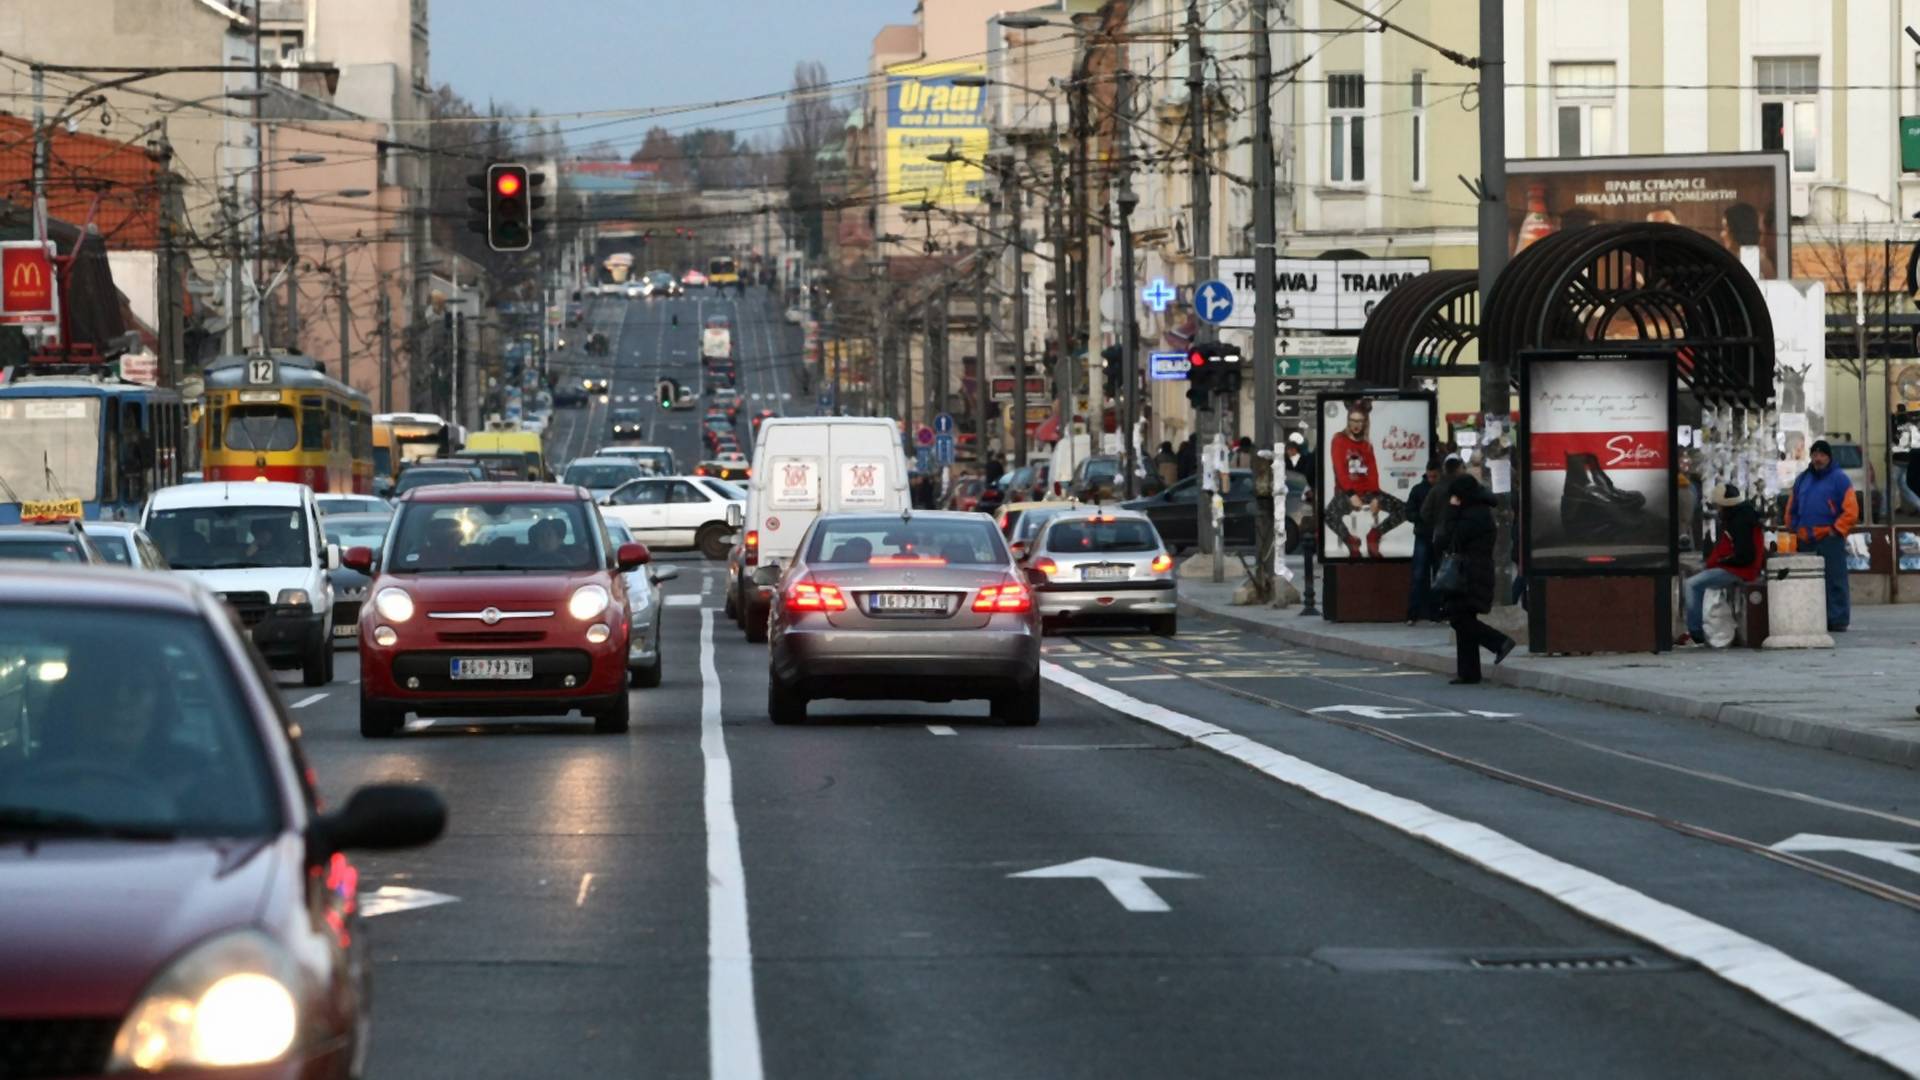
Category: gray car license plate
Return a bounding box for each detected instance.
[451,656,534,680]
[1082,565,1129,581]
[870,592,947,613]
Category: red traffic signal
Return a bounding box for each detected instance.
[494,171,523,197]
[1187,346,1206,368]
[486,163,533,252]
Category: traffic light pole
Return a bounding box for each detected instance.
[1250,0,1285,607]
[1114,70,1140,500]
[1187,0,1218,568]
[1009,168,1030,465]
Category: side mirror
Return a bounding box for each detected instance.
[308,783,446,859]
[751,565,782,588]
[725,503,745,529]
[1025,566,1050,590]
[324,542,341,571]
[617,542,650,571]
[342,546,374,573]
[650,564,681,584]
[1009,540,1028,560]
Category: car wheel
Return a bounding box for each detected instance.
[1150,614,1178,639]
[594,691,631,734]
[301,629,331,687]
[631,650,662,688]
[744,601,769,644]
[359,693,402,738]
[993,681,1041,727]
[768,673,806,725]
[697,524,731,561]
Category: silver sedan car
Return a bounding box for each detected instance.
[1029,509,1178,637]
[764,511,1042,726]
[606,517,678,687]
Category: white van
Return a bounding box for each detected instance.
[732,417,910,641]
[143,481,340,686]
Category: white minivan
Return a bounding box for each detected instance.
[732,417,910,642]
[143,481,340,686]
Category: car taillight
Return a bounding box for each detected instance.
[744,530,758,566]
[973,582,1032,613]
[786,577,846,612]
[1032,556,1058,577]
[1151,553,1174,573]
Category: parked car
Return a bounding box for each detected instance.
[1122,469,1257,554]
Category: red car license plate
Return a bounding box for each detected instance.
[451,656,533,680]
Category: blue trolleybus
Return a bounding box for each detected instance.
[0,359,191,524]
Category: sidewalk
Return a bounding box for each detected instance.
[1175,565,1920,771]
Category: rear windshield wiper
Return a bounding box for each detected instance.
[0,806,177,841]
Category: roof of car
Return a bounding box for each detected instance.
[400,482,587,504]
[0,563,206,614]
[320,511,392,526]
[1001,500,1077,513]
[1047,507,1152,523]
[566,457,643,468]
[149,481,309,510]
[78,519,143,535]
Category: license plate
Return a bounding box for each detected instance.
[1082,565,1129,581]
[450,656,534,680]
[332,623,358,638]
[870,592,948,613]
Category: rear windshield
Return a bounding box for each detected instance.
[1013,508,1069,541]
[394,469,472,495]
[1046,518,1161,554]
[565,462,644,489]
[387,500,600,573]
[0,538,91,563]
[1826,444,1864,469]
[807,517,1006,565]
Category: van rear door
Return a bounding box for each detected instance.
[758,451,823,561]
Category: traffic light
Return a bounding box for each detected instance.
[656,378,677,409]
[1185,344,1212,409]
[487,163,532,251]
[1100,344,1123,400]
[1183,342,1245,410]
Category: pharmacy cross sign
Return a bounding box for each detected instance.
[1142,278,1176,313]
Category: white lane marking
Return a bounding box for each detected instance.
[290,693,327,709]
[360,885,458,918]
[1107,674,1179,683]
[701,609,765,1079]
[1042,661,1920,1073]
[404,717,435,732]
[1311,704,1462,720]
[575,872,595,907]
[666,594,704,607]
[926,724,957,736]
[1010,856,1200,913]
[1772,834,1920,877]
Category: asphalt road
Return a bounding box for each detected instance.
[284,297,1920,1077]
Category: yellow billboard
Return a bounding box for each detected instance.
[885,61,988,207]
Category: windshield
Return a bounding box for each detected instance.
[1013,508,1069,542]
[699,478,747,500]
[0,537,92,563]
[0,396,101,503]
[223,404,297,452]
[0,607,278,838]
[394,469,472,496]
[566,462,644,489]
[388,500,600,572]
[318,498,386,516]
[1826,444,1864,469]
[611,410,644,425]
[323,516,391,549]
[89,535,134,564]
[1046,518,1161,554]
[807,516,1005,565]
[146,505,312,570]
[373,445,393,476]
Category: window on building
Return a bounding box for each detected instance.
[1551,63,1616,158]
[1328,73,1366,184]
[1410,71,1427,188]
[1758,57,1818,175]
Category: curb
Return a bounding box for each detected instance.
[1178,598,1920,772]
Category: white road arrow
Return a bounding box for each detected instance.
[359,885,460,918]
[1009,857,1200,912]
[1310,704,1463,720]
[1771,833,1920,876]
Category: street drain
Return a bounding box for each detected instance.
[1468,953,1647,972]
[1311,947,1684,974]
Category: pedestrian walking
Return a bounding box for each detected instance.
[1783,439,1859,632]
[1436,473,1515,684]
[1423,455,1463,551]
[1176,436,1198,481]
[1405,459,1440,623]
[1155,441,1179,489]
[1678,484,1765,647]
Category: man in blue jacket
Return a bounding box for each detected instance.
[1784,439,1860,632]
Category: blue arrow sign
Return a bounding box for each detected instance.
[934,412,955,434]
[934,433,956,465]
[1149,352,1192,381]
[1194,279,1234,325]
[1142,277,1176,313]
[915,446,933,471]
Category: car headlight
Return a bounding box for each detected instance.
[274,588,311,607]
[374,587,415,623]
[568,584,610,620]
[108,930,304,1071]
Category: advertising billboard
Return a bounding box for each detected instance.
[1316,392,1434,560]
[1215,257,1429,331]
[885,61,988,207]
[1521,352,1677,575]
[1506,152,1790,279]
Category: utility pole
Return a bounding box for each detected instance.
[1049,103,1075,482]
[30,66,47,243]
[1077,77,1105,451]
[335,272,351,389]
[974,239,993,465]
[1009,162,1030,464]
[156,145,180,385]
[1250,0,1281,597]
[283,201,299,351]
[377,289,394,412]
[1114,69,1141,498]
[1187,0,1217,562]
[1477,0,1510,416]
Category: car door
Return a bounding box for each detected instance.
[603,479,672,543]
[663,480,713,547]
[1148,479,1200,550]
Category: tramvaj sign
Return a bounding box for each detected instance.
[1215,257,1429,332]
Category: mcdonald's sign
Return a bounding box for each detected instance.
[0,241,57,326]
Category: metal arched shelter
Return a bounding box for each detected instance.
[1354,269,1480,389]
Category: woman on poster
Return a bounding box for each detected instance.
[1324,401,1408,558]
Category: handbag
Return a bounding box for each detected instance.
[1431,555,1468,597]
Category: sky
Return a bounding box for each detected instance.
[432,0,917,152]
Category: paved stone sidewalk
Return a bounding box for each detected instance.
[1175,565,1920,770]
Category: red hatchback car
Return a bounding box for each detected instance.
[349,483,647,737]
[0,566,444,1079]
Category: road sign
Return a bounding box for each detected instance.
[915,446,932,471]
[1904,116,1920,172]
[0,241,57,326]
[990,375,1047,401]
[1275,355,1358,380]
[118,353,157,385]
[1009,857,1201,913]
[1149,352,1192,381]
[934,412,954,435]
[1276,378,1300,396]
[1274,399,1300,419]
[915,424,934,447]
[1193,279,1234,324]
[1142,277,1176,313]
[934,433,955,465]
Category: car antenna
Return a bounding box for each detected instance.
[900,505,912,524]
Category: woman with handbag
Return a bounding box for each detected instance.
[1434,474,1517,684]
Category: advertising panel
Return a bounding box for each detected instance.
[1216,257,1429,331]
[1521,352,1677,574]
[839,459,887,507]
[768,457,820,510]
[0,241,58,326]
[1506,152,1790,279]
[885,61,988,207]
[1317,392,1435,560]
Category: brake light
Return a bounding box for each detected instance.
[869,555,947,566]
[973,582,1033,613]
[744,529,759,566]
[1032,557,1058,577]
[785,577,846,612]
[1151,553,1174,573]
